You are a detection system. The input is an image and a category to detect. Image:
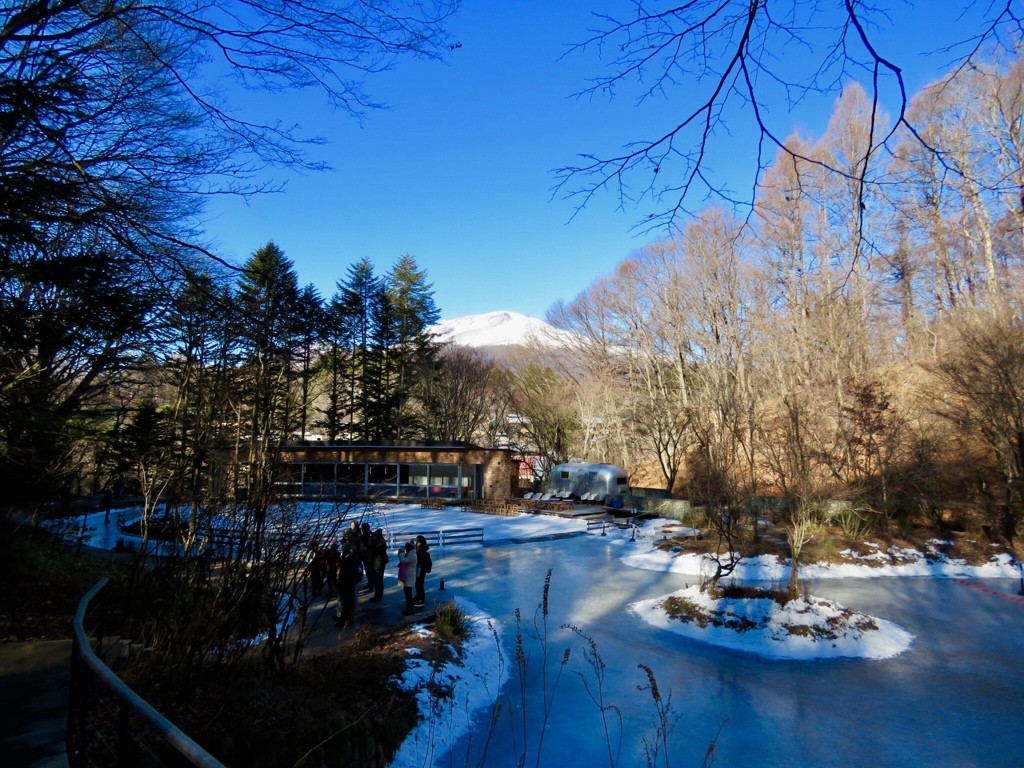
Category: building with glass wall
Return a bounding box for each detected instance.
[275,442,515,501]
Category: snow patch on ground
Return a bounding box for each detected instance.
[389,598,507,768]
[617,518,1020,581]
[629,586,914,660]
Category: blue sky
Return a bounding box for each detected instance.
[201,2,998,321]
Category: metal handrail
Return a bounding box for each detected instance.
[69,578,225,767]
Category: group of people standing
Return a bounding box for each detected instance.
[307,521,433,627]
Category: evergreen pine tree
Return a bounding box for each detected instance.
[161,272,241,507]
[385,254,441,440]
[366,282,396,441]
[337,257,381,441]
[320,254,441,443]
[318,290,354,442]
[236,242,299,524]
[293,283,326,441]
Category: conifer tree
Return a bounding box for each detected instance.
[161,272,241,506]
[366,283,396,441]
[337,257,381,441]
[0,235,155,510]
[293,284,326,441]
[236,242,299,526]
[325,254,441,442]
[385,254,441,440]
[318,290,354,442]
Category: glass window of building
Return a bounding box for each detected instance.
[459,464,478,499]
[335,463,363,496]
[399,464,429,497]
[337,463,364,483]
[429,464,460,499]
[367,463,397,495]
[304,464,334,484]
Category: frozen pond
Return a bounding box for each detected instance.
[73,505,1024,765]
[427,536,1024,768]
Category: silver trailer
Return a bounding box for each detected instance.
[549,463,629,501]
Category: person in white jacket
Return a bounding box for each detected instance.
[398,540,419,615]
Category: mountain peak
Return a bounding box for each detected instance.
[430,311,571,348]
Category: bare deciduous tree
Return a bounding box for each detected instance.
[419,345,494,443]
[557,1,1020,230]
[931,308,1024,542]
[494,363,580,486]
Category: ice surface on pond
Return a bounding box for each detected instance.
[65,504,1024,767]
[378,510,1024,768]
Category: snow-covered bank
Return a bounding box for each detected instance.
[618,531,1021,580]
[576,513,1022,582]
[389,599,507,768]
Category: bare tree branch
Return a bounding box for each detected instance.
[555,0,1020,233]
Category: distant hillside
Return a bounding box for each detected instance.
[429,311,574,350]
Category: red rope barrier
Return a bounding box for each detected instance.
[951,578,1024,603]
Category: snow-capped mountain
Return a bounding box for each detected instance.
[429,311,573,349]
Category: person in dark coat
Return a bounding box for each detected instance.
[342,520,360,549]
[414,535,432,606]
[308,543,327,596]
[103,489,112,523]
[359,522,374,593]
[335,542,361,627]
[369,529,389,602]
[325,542,340,596]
